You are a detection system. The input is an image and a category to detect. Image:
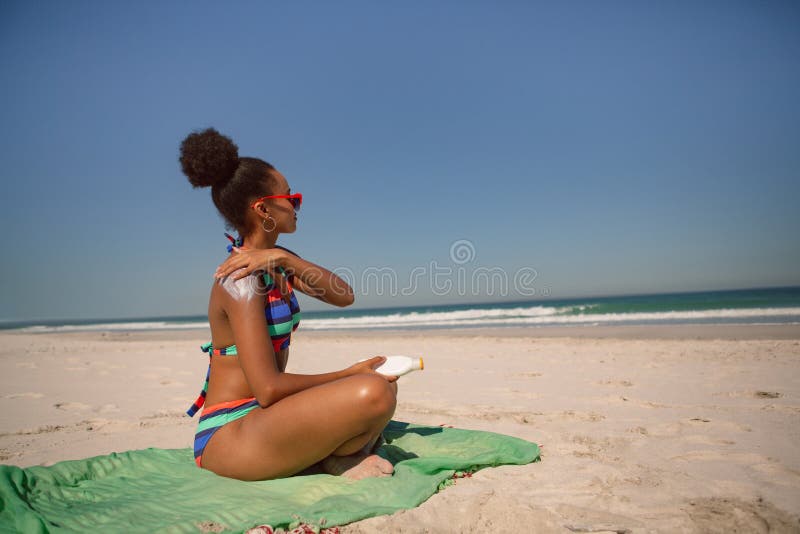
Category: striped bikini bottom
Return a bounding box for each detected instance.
[193,396,260,467]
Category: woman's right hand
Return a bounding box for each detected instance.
[346,356,399,382]
[214,247,288,282]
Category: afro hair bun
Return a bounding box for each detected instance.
[179,127,240,188]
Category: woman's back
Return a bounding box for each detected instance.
[203,266,300,407]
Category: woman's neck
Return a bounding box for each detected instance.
[242,231,278,249]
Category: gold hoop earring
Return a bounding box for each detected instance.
[262,216,276,232]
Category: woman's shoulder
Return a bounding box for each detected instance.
[275,244,300,258]
[212,267,267,303]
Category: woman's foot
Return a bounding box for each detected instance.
[321,452,394,480]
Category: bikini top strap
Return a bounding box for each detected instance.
[224,232,243,253]
[261,268,292,288]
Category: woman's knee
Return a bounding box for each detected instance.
[349,374,396,416]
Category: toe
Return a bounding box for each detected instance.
[374,456,394,474]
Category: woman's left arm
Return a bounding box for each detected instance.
[214,247,354,307]
[281,252,354,307]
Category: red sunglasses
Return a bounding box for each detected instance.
[250,193,303,212]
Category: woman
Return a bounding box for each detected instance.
[179,127,398,481]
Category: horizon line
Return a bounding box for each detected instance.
[2,283,799,326]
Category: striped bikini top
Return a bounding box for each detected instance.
[186,235,301,417]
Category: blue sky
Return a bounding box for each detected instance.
[1,1,799,321]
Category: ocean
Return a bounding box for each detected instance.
[3,286,800,334]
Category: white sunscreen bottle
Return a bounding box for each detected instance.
[358,355,424,377]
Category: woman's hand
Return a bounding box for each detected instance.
[214,247,288,282]
[345,356,399,383]
[216,246,355,308]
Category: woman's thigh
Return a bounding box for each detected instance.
[201,374,396,480]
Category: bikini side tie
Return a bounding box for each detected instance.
[186,342,238,417]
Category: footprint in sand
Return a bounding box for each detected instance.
[83,418,112,431]
[97,403,120,413]
[685,496,798,532]
[598,379,634,387]
[713,390,783,399]
[3,392,44,399]
[516,372,543,378]
[159,379,186,387]
[556,503,642,532]
[0,449,19,461]
[54,402,91,411]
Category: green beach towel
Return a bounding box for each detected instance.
[0,419,540,533]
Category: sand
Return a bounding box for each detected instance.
[1,324,799,533]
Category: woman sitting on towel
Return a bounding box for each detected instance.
[179,127,397,481]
